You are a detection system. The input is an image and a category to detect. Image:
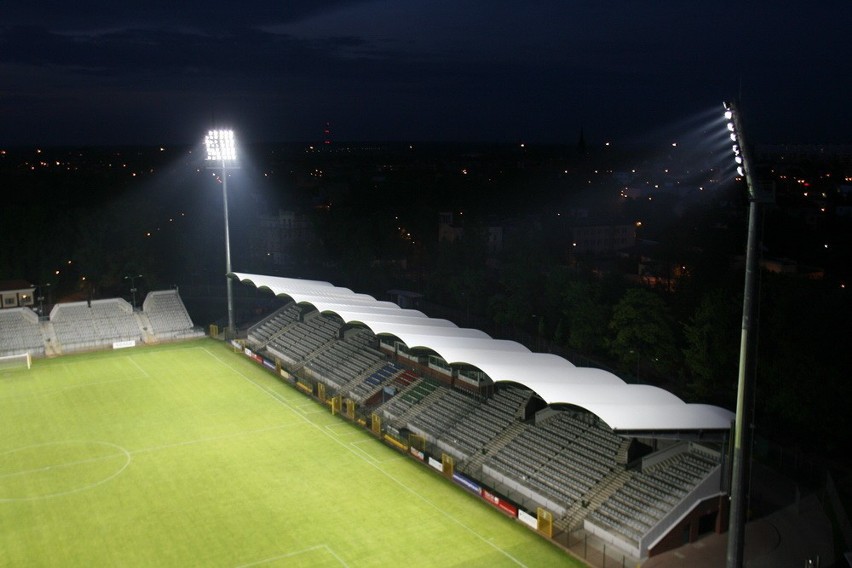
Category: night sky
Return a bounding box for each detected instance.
[2,1,850,147]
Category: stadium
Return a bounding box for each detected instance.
[0,269,739,567]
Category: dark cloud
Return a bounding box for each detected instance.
[1,0,850,145]
[2,1,364,32]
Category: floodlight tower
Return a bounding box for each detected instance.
[723,101,771,568]
[205,129,238,338]
[124,274,143,310]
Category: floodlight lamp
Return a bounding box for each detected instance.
[727,122,735,132]
[737,166,745,177]
[724,110,733,120]
[730,133,737,142]
[205,129,237,162]
[735,156,743,164]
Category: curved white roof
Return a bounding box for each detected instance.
[231,272,733,432]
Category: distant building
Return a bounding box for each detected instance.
[761,257,824,279]
[757,144,852,165]
[0,280,35,310]
[569,222,635,255]
[250,210,315,267]
[438,212,503,254]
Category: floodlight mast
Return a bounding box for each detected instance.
[205,129,238,338]
[724,101,768,568]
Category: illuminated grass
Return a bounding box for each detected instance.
[0,339,580,567]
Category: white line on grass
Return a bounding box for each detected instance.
[0,375,146,403]
[345,441,380,465]
[0,451,123,481]
[348,439,406,464]
[203,347,530,568]
[323,423,357,437]
[127,356,150,378]
[235,544,349,568]
[0,441,131,502]
[129,423,297,457]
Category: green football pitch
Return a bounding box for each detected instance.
[0,339,582,567]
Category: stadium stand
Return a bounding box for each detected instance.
[51,299,143,353]
[0,290,200,358]
[142,290,203,340]
[232,272,733,561]
[0,307,45,357]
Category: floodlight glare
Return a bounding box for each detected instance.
[723,99,773,568]
[203,128,239,338]
[205,129,237,162]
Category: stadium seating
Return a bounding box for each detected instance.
[0,307,45,357]
[243,305,724,560]
[142,290,202,340]
[585,447,720,552]
[1,290,200,358]
[247,303,301,347]
[51,299,143,353]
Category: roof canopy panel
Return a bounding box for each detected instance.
[231,272,734,432]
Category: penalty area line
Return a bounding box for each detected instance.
[235,544,349,568]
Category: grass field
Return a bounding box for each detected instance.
[0,339,581,567]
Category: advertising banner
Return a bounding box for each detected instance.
[481,489,518,517]
[518,509,538,530]
[452,473,481,494]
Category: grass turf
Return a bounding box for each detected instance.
[0,339,582,567]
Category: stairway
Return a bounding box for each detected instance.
[40,321,60,357]
[461,420,526,477]
[134,312,156,343]
[556,469,632,532]
[391,386,445,430]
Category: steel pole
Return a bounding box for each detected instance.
[222,160,235,337]
[726,101,763,568]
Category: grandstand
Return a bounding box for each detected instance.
[0,307,45,358]
[0,290,200,358]
[232,272,735,562]
[142,290,204,341]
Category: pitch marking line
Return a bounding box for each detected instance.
[323,423,358,437]
[295,406,327,416]
[346,441,380,465]
[203,347,529,568]
[235,544,349,568]
[129,423,297,457]
[0,375,146,403]
[0,423,298,501]
[127,356,150,378]
[349,439,406,464]
[0,441,132,502]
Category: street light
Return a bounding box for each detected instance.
[124,274,143,310]
[723,101,773,568]
[37,283,51,317]
[205,129,238,338]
